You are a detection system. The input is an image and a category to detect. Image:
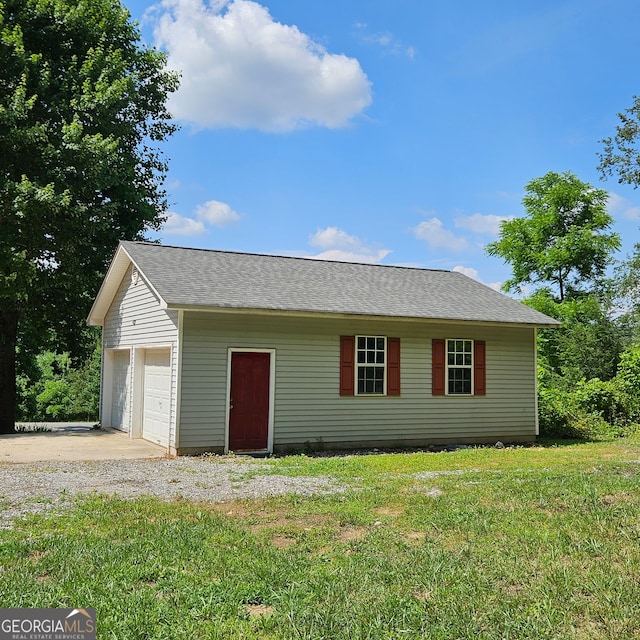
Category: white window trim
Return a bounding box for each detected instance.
[355,335,387,396]
[445,338,474,396]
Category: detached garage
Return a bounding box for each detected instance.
[88,241,559,455]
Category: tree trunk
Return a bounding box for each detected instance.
[558,270,565,302]
[0,310,19,434]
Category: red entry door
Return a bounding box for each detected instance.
[229,352,271,451]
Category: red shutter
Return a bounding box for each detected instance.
[432,339,445,396]
[340,336,355,396]
[474,340,486,396]
[387,337,401,396]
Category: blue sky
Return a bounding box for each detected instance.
[127,0,640,289]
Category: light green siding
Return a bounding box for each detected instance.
[178,311,537,451]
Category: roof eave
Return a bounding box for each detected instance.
[163,302,561,328]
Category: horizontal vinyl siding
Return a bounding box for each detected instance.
[179,312,537,449]
[103,265,178,349]
[102,265,179,449]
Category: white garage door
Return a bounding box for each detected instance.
[111,350,131,431]
[142,349,171,447]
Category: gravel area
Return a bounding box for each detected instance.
[0,458,345,529]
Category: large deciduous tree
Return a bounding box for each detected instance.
[598,95,640,188]
[486,171,620,301]
[598,96,640,339]
[0,0,178,432]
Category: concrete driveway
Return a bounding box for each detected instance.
[1,424,167,463]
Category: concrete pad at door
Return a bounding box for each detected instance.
[1,425,167,463]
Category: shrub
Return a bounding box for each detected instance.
[616,346,640,422]
[574,378,628,426]
[537,385,580,439]
[538,376,626,441]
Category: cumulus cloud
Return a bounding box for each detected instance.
[164,212,206,235]
[195,200,240,225]
[607,192,640,220]
[453,265,503,291]
[152,0,372,131]
[307,226,390,263]
[162,199,240,237]
[453,265,479,279]
[455,213,512,235]
[412,217,470,252]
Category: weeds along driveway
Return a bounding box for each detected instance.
[0,456,345,530]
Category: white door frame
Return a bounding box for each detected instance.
[102,347,132,431]
[225,348,276,454]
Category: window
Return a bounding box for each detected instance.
[340,336,401,396]
[432,338,486,397]
[447,339,472,394]
[356,336,386,395]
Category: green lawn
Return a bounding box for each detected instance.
[1,439,640,639]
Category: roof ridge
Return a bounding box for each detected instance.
[123,240,453,275]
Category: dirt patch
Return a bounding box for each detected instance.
[436,531,473,552]
[249,513,335,534]
[337,526,367,543]
[373,506,403,518]
[270,535,296,549]
[502,582,525,597]
[414,590,432,602]
[602,492,632,505]
[245,604,274,618]
[406,531,426,545]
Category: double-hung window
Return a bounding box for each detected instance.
[432,338,486,396]
[447,339,473,395]
[339,335,401,396]
[356,336,386,395]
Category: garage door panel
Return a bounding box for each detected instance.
[142,349,171,447]
[111,350,131,431]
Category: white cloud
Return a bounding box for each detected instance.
[162,199,240,236]
[455,213,512,235]
[608,192,640,220]
[163,212,206,235]
[309,226,360,251]
[310,249,390,263]
[153,0,372,131]
[412,217,469,252]
[453,265,503,292]
[453,265,479,279]
[195,200,240,225]
[307,226,390,263]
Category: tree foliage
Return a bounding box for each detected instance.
[0,0,178,432]
[526,290,624,385]
[487,171,620,301]
[599,95,640,188]
[17,335,101,422]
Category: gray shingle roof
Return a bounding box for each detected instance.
[120,241,559,326]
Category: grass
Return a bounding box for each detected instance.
[1,439,640,639]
